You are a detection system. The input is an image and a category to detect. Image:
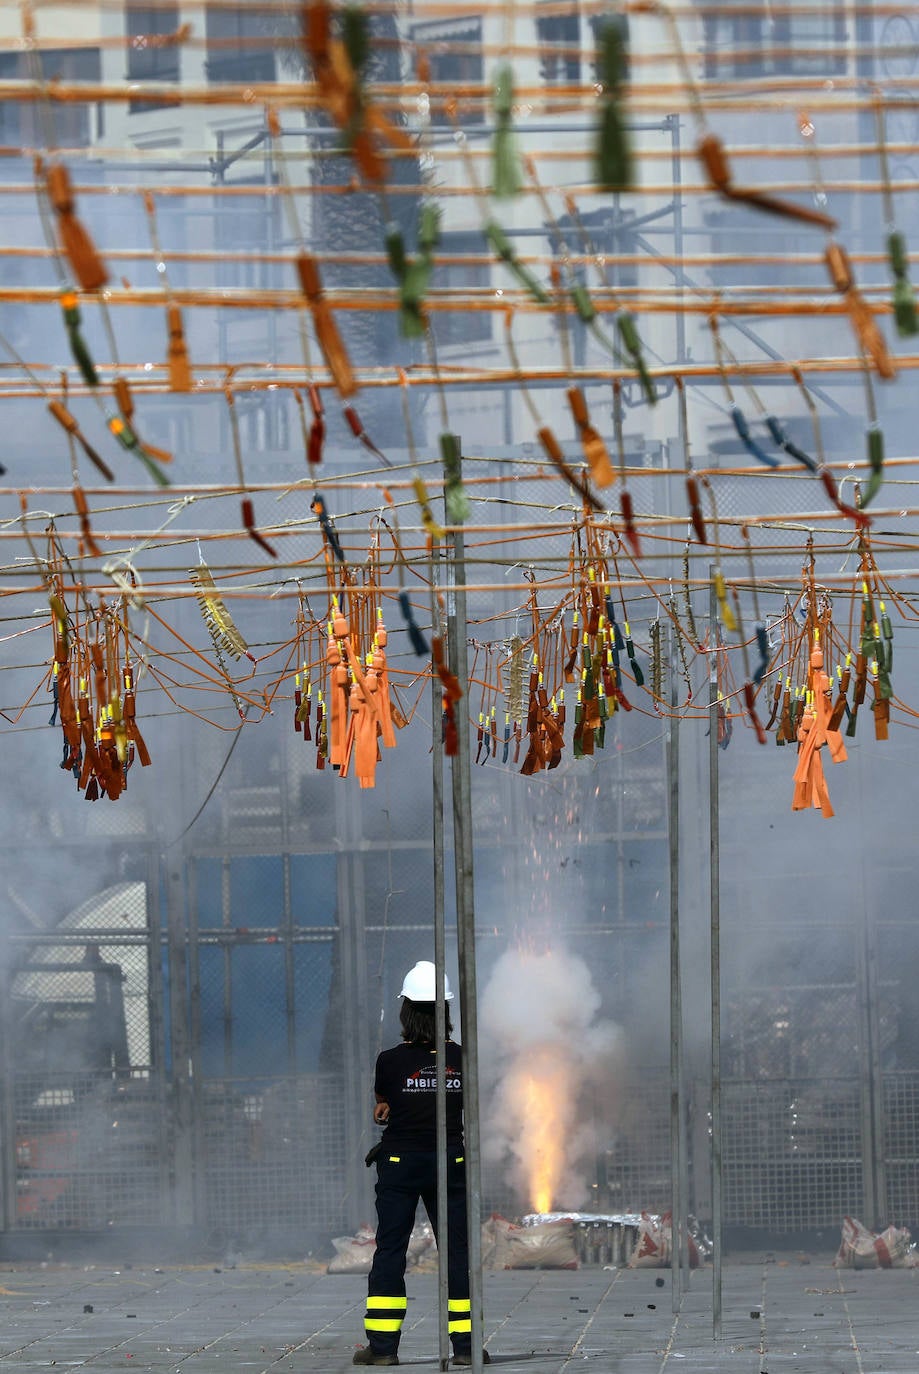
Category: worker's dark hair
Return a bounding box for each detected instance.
[400,998,453,1045]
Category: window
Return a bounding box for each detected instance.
[772,4,846,77]
[0,47,101,147]
[213,179,281,291]
[536,5,580,86]
[703,1,845,80]
[212,178,285,384]
[206,5,276,85]
[430,230,491,349]
[411,18,484,126]
[702,9,765,80]
[126,4,180,112]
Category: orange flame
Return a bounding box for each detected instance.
[506,1049,572,1215]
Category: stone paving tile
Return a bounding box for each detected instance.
[0,1257,916,1372]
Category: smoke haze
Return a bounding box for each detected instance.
[479,946,624,1214]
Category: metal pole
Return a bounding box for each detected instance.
[336,785,371,1231]
[187,856,204,1228]
[0,929,15,1234]
[446,462,485,1374]
[146,852,171,1219]
[667,626,684,1309]
[864,903,887,1228]
[668,113,686,369]
[165,857,195,1227]
[432,546,451,1372]
[282,852,297,1071]
[855,850,886,1229]
[708,572,723,1340]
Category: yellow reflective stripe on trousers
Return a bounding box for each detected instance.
[365,1294,407,1334]
[448,1296,471,1333]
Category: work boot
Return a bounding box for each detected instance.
[451,1352,490,1367]
[352,1346,399,1366]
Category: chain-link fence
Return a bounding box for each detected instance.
[2,701,919,1247]
[2,851,918,1246]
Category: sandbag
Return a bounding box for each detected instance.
[407,1220,436,1269]
[327,1223,376,1274]
[629,1211,702,1269]
[834,1216,917,1269]
[327,1221,437,1274]
[504,1217,579,1270]
[481,1213,517,1271]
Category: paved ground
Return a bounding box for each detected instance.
[0,1255,915,1373]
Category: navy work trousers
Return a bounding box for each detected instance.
[363,1150,471,1357]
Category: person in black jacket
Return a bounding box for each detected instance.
[353,961,488,1368]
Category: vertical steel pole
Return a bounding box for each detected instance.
[336,786,372,1231]
[432,549,451,1372]
[146,853,171,1215]
[447,505,485,1374]
[282,852,297,1071]
[864,903,887,1227]
[856,882,886,1229]
[166,857,195,1227]
[709,573,723,1340]
[669,113,686,368]
[187,856,205,1228]
[0,931,15,1234]
[221,855,233,1076]
[667,628,684,1308]
[853,726,886,1229]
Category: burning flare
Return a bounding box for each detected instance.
[480,947,622,1215]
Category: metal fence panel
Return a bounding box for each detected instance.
[5,854,919,1243]
[722,1080,864,1230]
[199,1075,348,1241]
[14,1072,168,1230]
[883,1073,919,1225]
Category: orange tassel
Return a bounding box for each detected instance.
[57,664,81,751]
[47,399,114,481]
[791,640,847,818]
[302,2,411,183]
[123,675,152,768]
[824,243,895,381]
[45,163,109,292]
[339,680,360,779]
[537,426,604,512]
[373,646,396,751]
[326,628,350,769]
[296,253,358,398]
[114,377,173,463]
[354,671,380,787]
[697,133,836,231]
[166,303,192,391]
[567,388,615,487]
[72,485,102,558]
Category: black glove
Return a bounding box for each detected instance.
[364,1141,383,1168]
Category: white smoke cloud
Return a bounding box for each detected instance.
[479,945,624,1214]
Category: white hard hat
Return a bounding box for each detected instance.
[399,960,454,1002]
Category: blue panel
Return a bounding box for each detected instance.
[230,856,283,929]
[289,853,338,926]
[197,946,227,1077]
[195,857,223,928]
[230,944,288,1075]
[161,944,172,1072]
[294,942,333,1072]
